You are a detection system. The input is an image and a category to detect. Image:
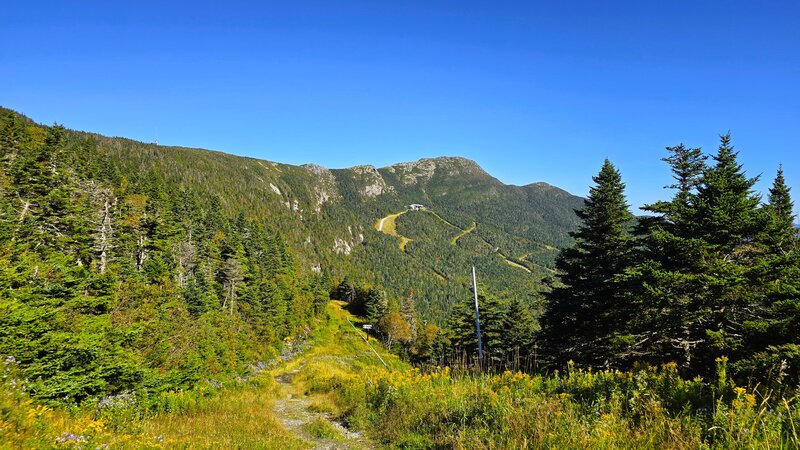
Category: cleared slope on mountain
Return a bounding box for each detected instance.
[375,210,413,250]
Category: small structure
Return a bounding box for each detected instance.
[407,203,426,211]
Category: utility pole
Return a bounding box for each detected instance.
[472,266,484,362]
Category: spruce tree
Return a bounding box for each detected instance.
[448,285,508,364]
[737,166,800,384]
[627,144,710,368]
[633,134,766,377]
[643,144,707,224]
[691,135,763,372]
[761,166,797,254]
[0,111,325,404]
[364,287,388,323]
[503,297,537,369]
[691,133,761,251]
[539,159,633,369]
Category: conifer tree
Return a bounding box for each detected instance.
[627,144,710,368]
[538,160,633,368]
[503,297,537,368]
[448,285,508,363]
[334,277,357,304]
[311,275,331,315]
[737,166,800,384]
[761,166,797,254]
[690,135,763,372]
[691,133,761,250]
[364,287,388,323]
[0,110,324,404]
[632,135,767,376]
[643,144,706,222]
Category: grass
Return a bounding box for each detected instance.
[141,378,309,449]
[5,302,800,449]
[0,302,382,450]
[292,310,800,449]
[302,417,343,440]
[450,221,477,245]
[0,367,310,450]
[283,301,406,374]
[375,211,405,235]
[375,211,414,250]
[504,257,532,273]
[423,209,462,230]
[305,364,800,449]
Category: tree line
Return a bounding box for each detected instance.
[333,276,540,371]
[0,110,328,405]
[347,133,799,388]
[539,134,799,386]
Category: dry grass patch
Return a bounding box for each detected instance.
[142,379,309,450]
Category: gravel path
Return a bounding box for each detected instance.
[273,367,372,450]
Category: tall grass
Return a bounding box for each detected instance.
[0,356,309,449]
[300,361,800,448]
[141,375,309,449]
[293,307,800,449]
[4,302,800,449]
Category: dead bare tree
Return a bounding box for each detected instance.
[89,184,115,273]
[221,258,243,315]
[174,237,197,288]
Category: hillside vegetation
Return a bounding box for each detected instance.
[6,300,800,449]
[539,143,800,387]
[1,107,582,320]
[0,301,391,448]
[0,108,328,410]
[4,107,800,449]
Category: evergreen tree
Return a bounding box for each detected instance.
[364,287,388,323]
[736,166,800,385]
[503,297,537,369]
[333,277,357,305]
[689,134,763,373]
[448,285,508,364]
[691,133,761,250]
[632,135,769,377]
[628,144,710,368]
[0,110,324,404]
[644,144,706,220]
[310,274,331,315]
[761,166,797,254]
[538,159,633,369]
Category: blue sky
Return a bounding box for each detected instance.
[2,1,798,212]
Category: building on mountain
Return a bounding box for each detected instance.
[407,204,426,210]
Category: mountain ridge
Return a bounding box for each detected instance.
[0,106,569,194]
[0,105,585,319]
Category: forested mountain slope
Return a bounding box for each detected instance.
[1,107,583,319]
[0,107,330,405]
